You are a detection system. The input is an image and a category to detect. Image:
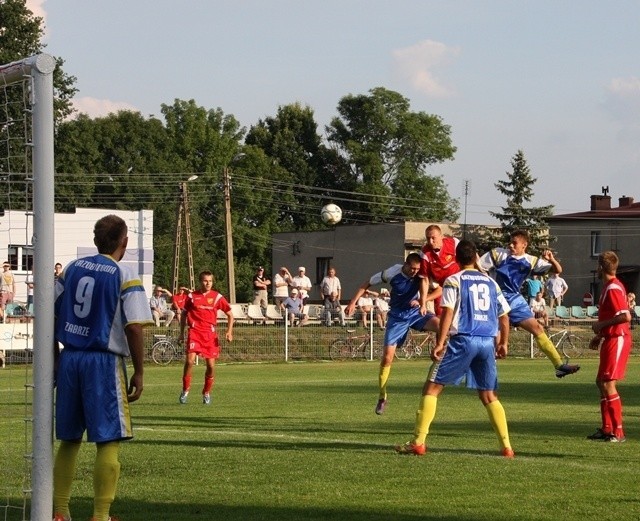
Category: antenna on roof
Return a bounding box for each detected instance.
[601,186,609,196]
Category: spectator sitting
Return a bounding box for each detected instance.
[628,292,638,328]
[375,288,390,329]
[150,285,176,327]
[357,289,375,328]
[530,291,549,329]
[172,286,190,324]
[323,291,346,327]
[283,289,308,327]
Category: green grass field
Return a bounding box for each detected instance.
[3,358,640,520]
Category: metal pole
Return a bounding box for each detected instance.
[171,183,184,295]
[223,166,236,303]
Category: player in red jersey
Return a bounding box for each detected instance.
[419,225,460,315]
[179,271,234,405]
[587,251,632,442]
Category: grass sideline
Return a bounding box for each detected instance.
[3,358,640,520]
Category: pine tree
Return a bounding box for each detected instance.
[489,150,553,252]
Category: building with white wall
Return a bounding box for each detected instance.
[0,207,154,302]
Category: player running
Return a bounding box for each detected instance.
[345,253,439,415]
[478,230,579,378]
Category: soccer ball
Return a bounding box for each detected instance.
[321,204,342,225]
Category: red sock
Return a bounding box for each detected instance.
[182,375,191,393]
[203,376,214,394]
[606,393,624,437]
[599,398,612,433]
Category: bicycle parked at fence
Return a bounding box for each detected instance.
[533,326,584,359]
[329,329,382,360]
[151,334,182,365]
[397,330,435,359]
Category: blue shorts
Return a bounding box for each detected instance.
[55,349,133,443]
[384,307,435,347]
[507,294,534,326]
[428,335,498,391]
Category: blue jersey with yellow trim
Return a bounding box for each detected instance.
[441,269,510,336]
[478,248,551,302]
[369,264,421,312]
[55,254,153,355]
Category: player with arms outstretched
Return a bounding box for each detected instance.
[478,230,579,378]
[397,240,514,457]
[179,270,234,405]
[345,253,439,415]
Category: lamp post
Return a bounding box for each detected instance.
[172,175,198,295]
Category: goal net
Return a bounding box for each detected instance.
[0,54,56,521]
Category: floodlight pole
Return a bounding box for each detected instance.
[172,176,198,294]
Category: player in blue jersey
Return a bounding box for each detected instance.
[345,253,439,415]
[397,240,515,457]
[53,215,153,521]
[478,229,579,378]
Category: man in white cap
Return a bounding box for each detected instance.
[291,266,312,305]
[283,289,308,326]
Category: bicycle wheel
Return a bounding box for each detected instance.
[360,339,382,360]
[559,334,584,359]
[152,340,177,365]
[329,339,351,360]
[397,339,415,359]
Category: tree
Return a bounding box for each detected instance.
[326,87,459,222]
[489,150,553,251]
[0,0,77,122]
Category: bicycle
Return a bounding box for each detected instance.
[534,326,584,359]
[151,334,182,365]
[329,329,382,360]
[397,330,435,359]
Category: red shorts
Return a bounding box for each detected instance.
[187,328,220,359]
[597,335,631,381]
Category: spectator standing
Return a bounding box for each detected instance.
[283,289,308,326]
[150,286,176,327]
[54,262,63,281]
[291,266,312,305]
[396,240,514,458]
[273,266,292,309]
[546,272,568,309]
[525,274,544,304]
[52,214,153,521]
[252,266,271,316]
[1,261,15,314]
[25,271,34,308]
[179,271,234,405]
[320,267,342,304]
[587,251,632,443]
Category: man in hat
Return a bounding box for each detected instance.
[291,267,312,306]
[283,289,308,326]
[252,266,271,317]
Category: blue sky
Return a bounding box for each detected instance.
[31,0,640,224]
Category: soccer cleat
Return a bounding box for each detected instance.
[603,434,626,443]
[52,514,71,521]
[375,398,387,415]
[179,391,189,404]
[555,363,580,378]
[502,447,515,458]
[587,428,610,440]
[395,441,426,456]
[203,393,211,405]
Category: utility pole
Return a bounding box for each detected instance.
[172,177,197,295]
[223,166,236,303]
[463,179,471,239]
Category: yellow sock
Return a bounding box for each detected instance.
[413,394,438,445]
[93,441,121,521]
[53,440,82,517]
[485,400,511,450]
[535,333,563,367]
[378,365,391,400]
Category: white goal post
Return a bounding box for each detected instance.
[0,53,56,521]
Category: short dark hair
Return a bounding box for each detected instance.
[510,229,530,243]
[93,215,127,254]
[405,252,421,264]
[199,270,215,282]
[456,239,478,266]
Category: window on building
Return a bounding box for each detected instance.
[316,257,333,285]
[590,232,602,258]
[7,245,34,272]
